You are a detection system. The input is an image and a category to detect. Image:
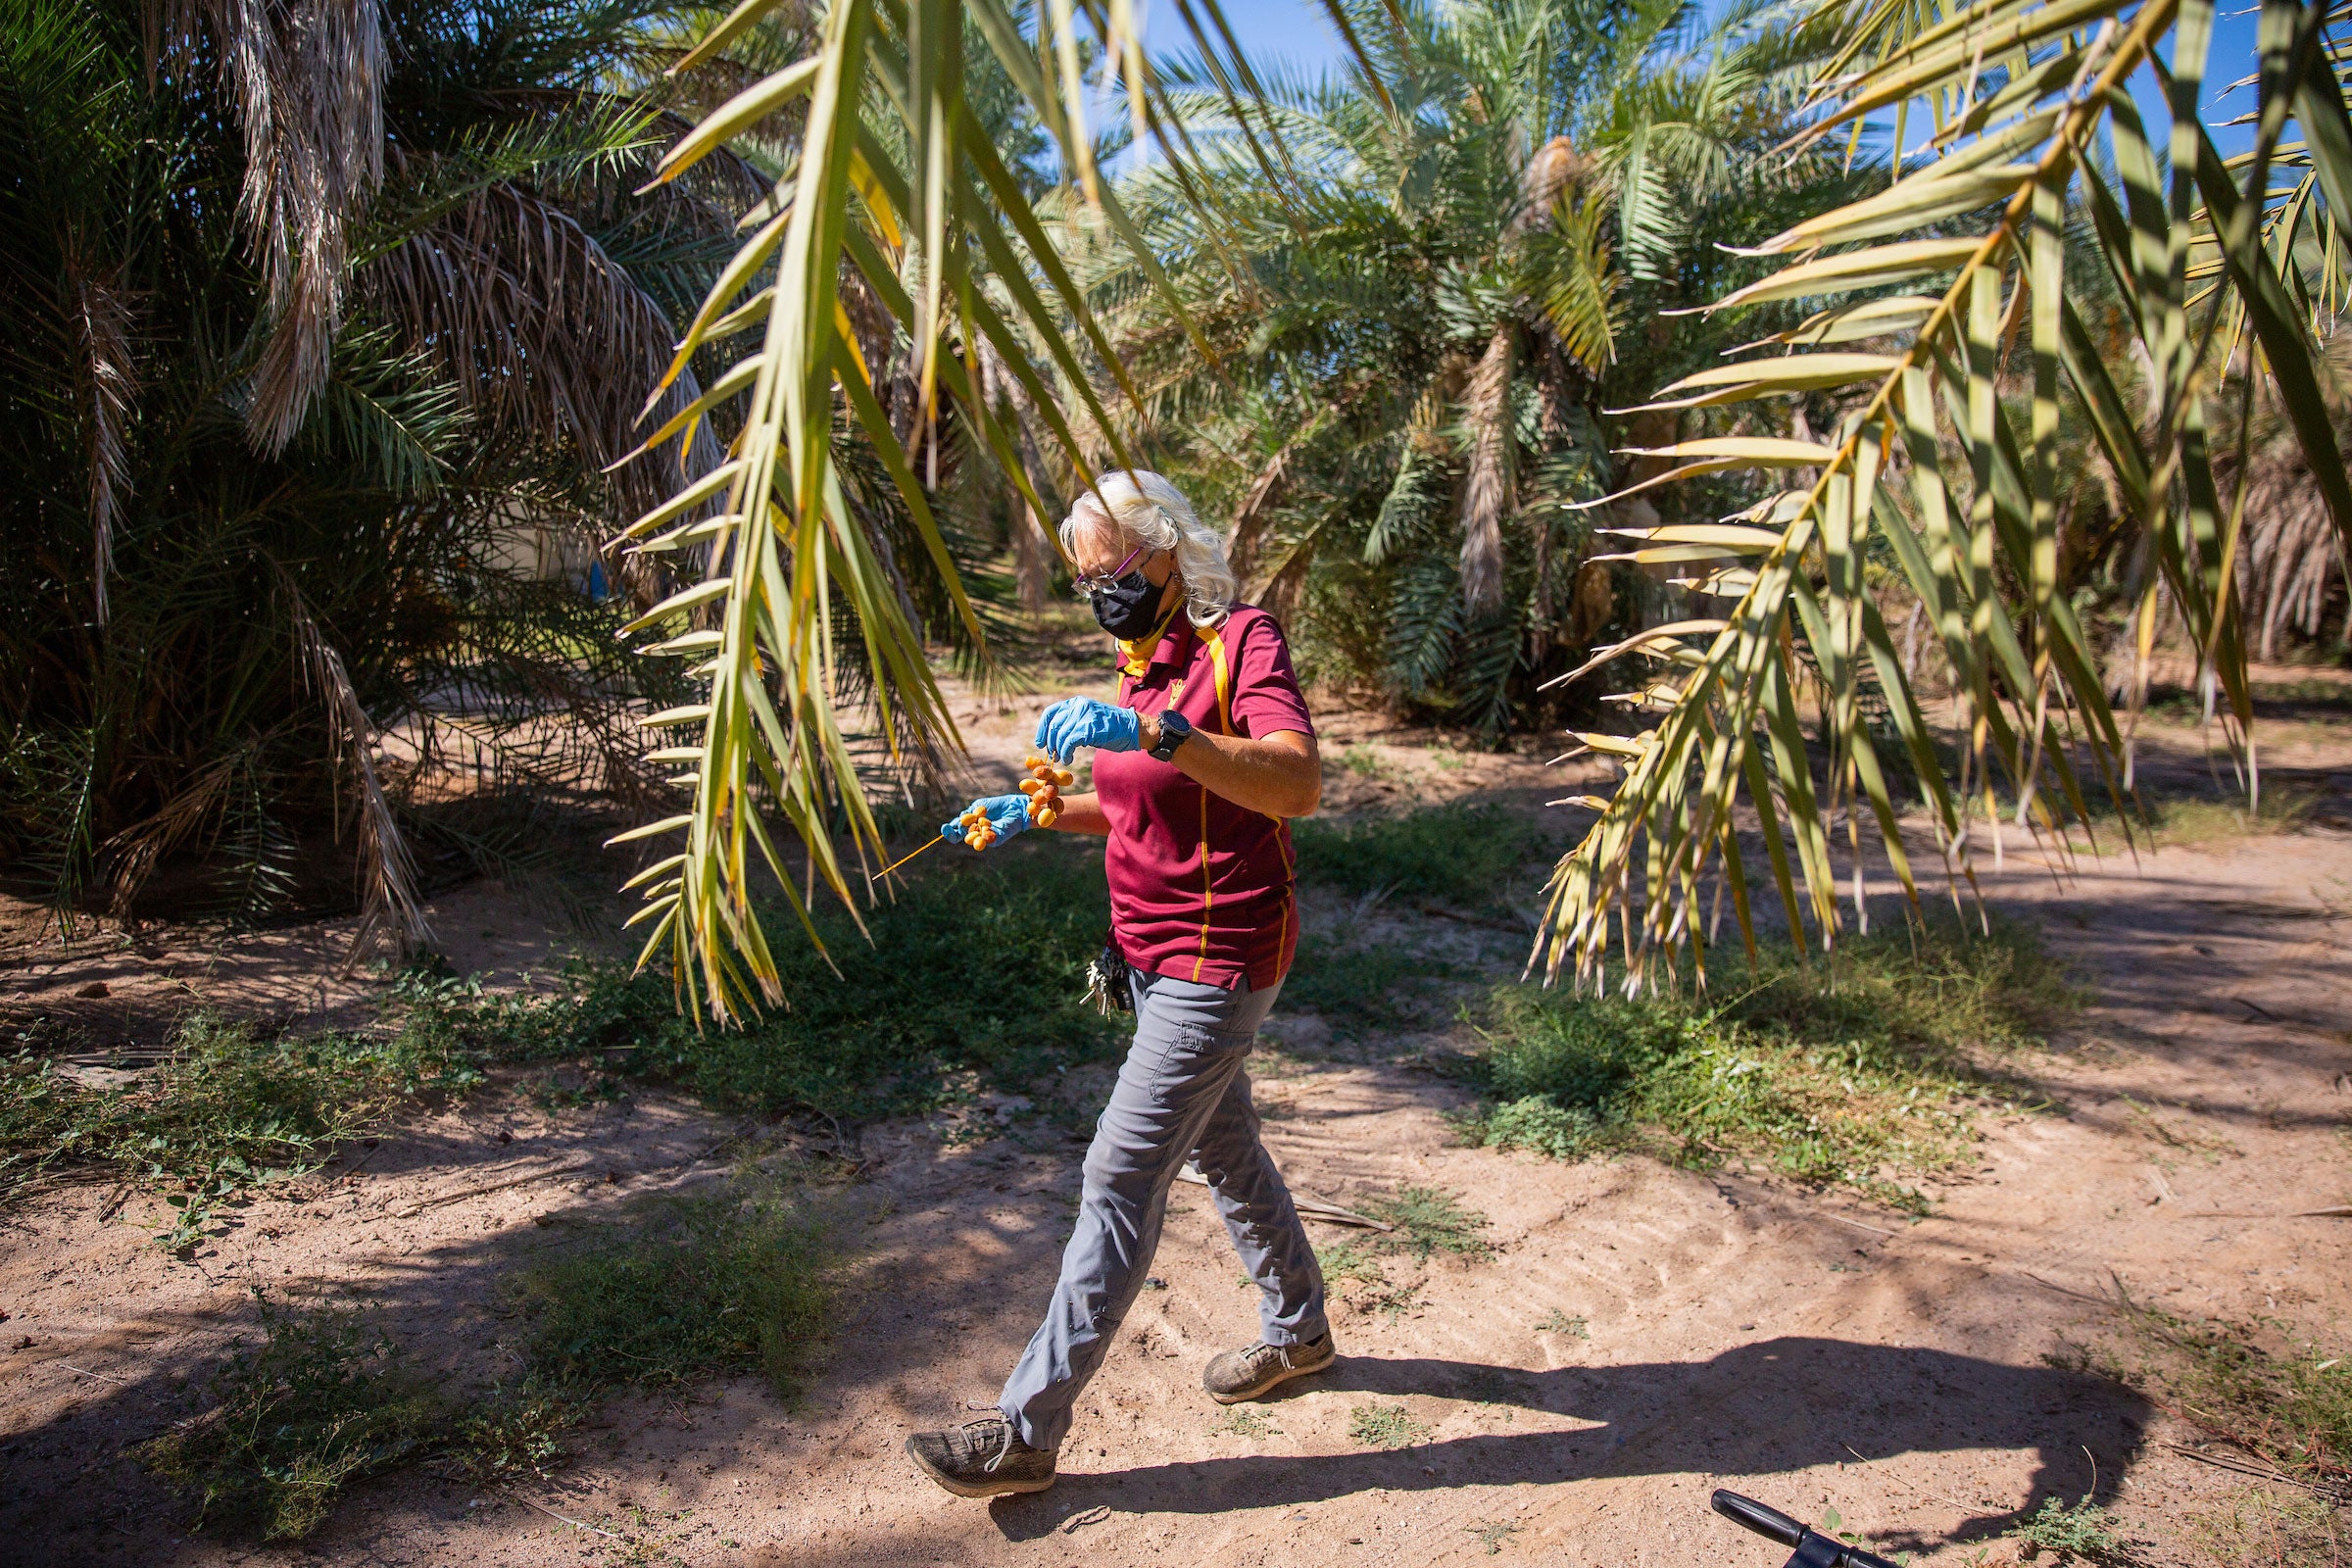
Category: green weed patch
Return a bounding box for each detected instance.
[2002,1495,2133,1564]
[456,1173,833,1491]
[2097,1295,2352,1487]
[142,1172,837,1539]
[135,1296,442,1541]
[1278,939,1459,1039]
[1316,1237,1419,1317]
[1454,921,2073,1207]
[1293,804,1559,910]
[1348,1402,1428,1449]
[1534,1308,1589,1339]
[2142,788,2325,847]
[513,1177,833,1398]
[404,838,1122,1122]
[1467,1517,1523,1554]
[447,1374,590,1486]
[1362,1186,1494,1262]
[1209,1406,1280,1439]
[1314,1188,1492,1319]
[0,1013,475,1246]
[2069,779,2328,854]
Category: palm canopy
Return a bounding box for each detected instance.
[612,0,1203,1020]
[0,0,759,932]
[1092,0,1858,728]
[622,0,2347,1020]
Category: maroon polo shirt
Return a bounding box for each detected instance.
[1093,605,1315,991]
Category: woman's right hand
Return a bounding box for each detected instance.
[939,794,1032,850]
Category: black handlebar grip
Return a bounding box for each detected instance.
[1825,1542,1900,1568]
[1712,1490,1805,1546]
[1712,1491,1906,1568]
[1834,1542,1905,1568]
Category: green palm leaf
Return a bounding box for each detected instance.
[1533,0,2352,990]
[614,0,1245,1021]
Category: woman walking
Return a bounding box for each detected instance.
[905,470,1334,1498]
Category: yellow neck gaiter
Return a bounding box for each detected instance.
[1115,603,1184,679]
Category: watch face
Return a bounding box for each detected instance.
[1154,711,1189,758]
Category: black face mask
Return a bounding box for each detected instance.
[1089,570,1167,639]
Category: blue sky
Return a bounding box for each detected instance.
[1200,1,1351,79]
[1118,0,2265,159]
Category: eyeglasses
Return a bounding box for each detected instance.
[1072,543,1155,596]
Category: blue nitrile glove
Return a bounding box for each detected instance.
[938,794,1032,849]
[1034,697,1142,763]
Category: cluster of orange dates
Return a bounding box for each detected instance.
[956,755,1077,850]
[1018,754,1074,829]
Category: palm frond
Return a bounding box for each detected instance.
[617,0,1240,1021]
[159,0,388,451]
[1532,0,2350,992]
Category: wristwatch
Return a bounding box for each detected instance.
[1149,708,1194,762]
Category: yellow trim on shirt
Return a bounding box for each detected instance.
[1202,626,1234,735]
[1190,626,1237,980]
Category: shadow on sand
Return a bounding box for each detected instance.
[985,1338,2146,1553]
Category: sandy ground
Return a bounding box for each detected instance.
[3,658,2350,1568]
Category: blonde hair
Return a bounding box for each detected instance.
[1060,469,1236,628]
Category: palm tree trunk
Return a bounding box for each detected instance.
[1013,498,1051,611]
[1459,320,1514,614]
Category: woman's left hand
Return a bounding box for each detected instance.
[941,794,1032,849]
[1035,697,1142,763]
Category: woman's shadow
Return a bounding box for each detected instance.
[988,1337,2146,1552]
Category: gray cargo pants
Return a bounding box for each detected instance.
[998,970,1329,1450]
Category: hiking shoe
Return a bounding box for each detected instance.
[1203,1332,1337,1404]
[905,1416,1057,1497]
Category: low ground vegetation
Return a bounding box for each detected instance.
[1360,1186,1494,1262]
[0,1013,476,1247]
[136,1297,449,1541]
[514,1176,833,1398]
[1279,937,1462,1040]
[2180,1485,2348,1567]
[1316,1186,1495,1319]
[2,841,1119,1245]
[2134,786,2330,848]
[1208,1407,1279,1440]
[1999,1494,2137,1565]
[1452,919,2076,1209]
[2096,1293,2352,1487]
[0,816,2080,1244]
[403,837,1122,1122]
[1292,804,1564,914]
[2148,678,2352,722]
[1347,1402,1428,1451]
[137,1170,835,1542]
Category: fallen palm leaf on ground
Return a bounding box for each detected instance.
[1176,1163,1395,1231]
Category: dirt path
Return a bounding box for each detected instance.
[3,686,2350,1567]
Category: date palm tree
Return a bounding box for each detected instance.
[1093,0,1864,731]
[0,0,759,936]
[616,0,2346,1020]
